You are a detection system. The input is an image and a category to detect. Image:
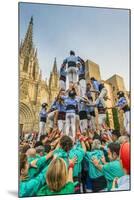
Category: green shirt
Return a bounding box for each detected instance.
[37,182,75,196]
[54,147,85,177]
[69,146,85,177]
[19,166,48,197]
[102,160,125,191]
[54,148,69,164]
[28,156,47,179]
[85,150,104,179]
[28,154,41,163]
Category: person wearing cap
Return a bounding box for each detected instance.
[62,51,81,85]
[59,64,67,90]
[38,103,48,141]
[90,77,107,108]
[77,58,86,97]
[115,91,130,134]
[112,142,130,191]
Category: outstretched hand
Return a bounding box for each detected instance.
[101,156,106,164]
[69,156,77,166]
[91,157,100,167]
[30,159,38,168]
[46,150,54,160]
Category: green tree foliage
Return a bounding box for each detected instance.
[112,108,120,130]
[106,111,110,127]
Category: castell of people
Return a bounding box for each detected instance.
[19,4,130,198]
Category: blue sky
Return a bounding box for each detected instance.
[19,3,130,90]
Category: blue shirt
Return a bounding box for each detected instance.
[96,98,104,108]
[60,66,66,77]
[78,100,87,112]
[78,64,85,76]
[86,89,92,100]
[50,100,57,110]
[86,103,95,113]
[92,80,100,92]
[64,97,78,113]
[56,101,66,113]
[63,55,81,68]
[39,108,47,120]
[116,97,127,108]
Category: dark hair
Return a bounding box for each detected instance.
[117,91,125,98]
[93,133,101,141]
[111,130,120,138]
[60,135,73,152]
[88,96,93,101]
[90,77,96,81]
[20,153,27,173]
[44,143,51,153]
[68,90,76,98]
[70,50,75,55]
[34,141,42,148]
[22,144,30,153]
[108,142,120,156]
[42,103,48,108]
[40,134,48,142]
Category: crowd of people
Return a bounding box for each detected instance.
[19,50,130,197]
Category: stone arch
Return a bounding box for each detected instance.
[19,102,34,133]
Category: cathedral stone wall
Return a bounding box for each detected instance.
[19,17,59,134]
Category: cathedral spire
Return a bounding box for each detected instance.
[52,57,57,73]
[21,16,33,56]
[35,48,38,58]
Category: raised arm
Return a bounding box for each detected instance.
[67,157,77,183]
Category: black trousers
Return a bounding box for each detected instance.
[91,176,107,192]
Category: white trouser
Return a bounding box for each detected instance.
[88,115,96,131]
[38,121,46,140]
[124,111,130,134]
[47,111,55,128]
[91,116,96,131]
[80,119,88,133]
[79,79,86,97]
[98,114,106,130]
[58,120,66,134]
[59,80,66,90]
[67,67,77,83]
[66,112,76,141]
[76,114,80,132]
[95,88,107,108]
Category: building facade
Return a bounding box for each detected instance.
[19,17,59,135]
